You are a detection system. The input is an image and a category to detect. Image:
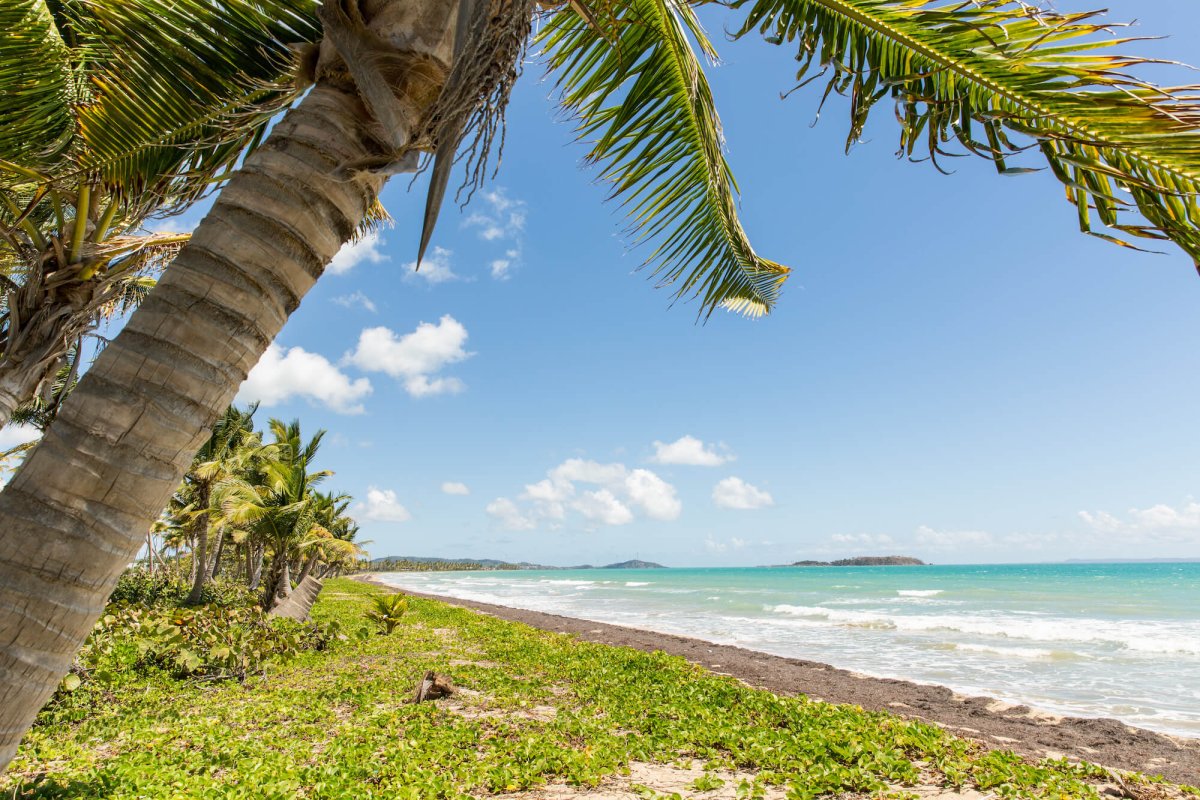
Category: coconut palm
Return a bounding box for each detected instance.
[171,404,261,605]
[213,419,331,607]
[1,0,1198,771]
[0,0,321,428]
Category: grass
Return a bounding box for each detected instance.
[1,578,1192,799]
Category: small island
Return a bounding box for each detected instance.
[600,559,666,569]
[787,556,926,567]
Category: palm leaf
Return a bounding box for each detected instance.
[0,1,75,171]
[72,0,319,211]
[734,0,1200,267]
[540,0,790,317]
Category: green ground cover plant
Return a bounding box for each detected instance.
[2,579,1192,800]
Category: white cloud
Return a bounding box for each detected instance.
[404,246,459,284]
[574,489,634,525]
[327,231,388,275]
[442,482,470,496]
[490,258,512,279]
[144,215,200,235]
[464,189,526,243]
[704,536,727,553]
[712,477,774,510]
[331,291,377,313]
[353,487,412,523]
[346,316,472,398]
[1079,501,1200,542]
[495,457,681,530]
[238,344,372,414]
[624,469,682,520]
[830,532,895,548]
[0,423,41,451]
[486,497,536,531]
[650,435,730,467]
[915,525,994,549]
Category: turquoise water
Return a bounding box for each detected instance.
[377,562,1200,736]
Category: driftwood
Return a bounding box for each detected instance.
[268,575,323,621]
[412,670,454,703]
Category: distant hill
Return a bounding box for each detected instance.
[786,556,926,567]
[366,556,667,572]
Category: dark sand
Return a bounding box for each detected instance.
[356,576,1200,785]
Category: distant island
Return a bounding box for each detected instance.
[785,556,926,567]
[366,556,666,572]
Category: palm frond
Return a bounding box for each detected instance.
[0,1,75,170]
[734,0,1200,266]
[4,0,319,216]
[540,0,790,317]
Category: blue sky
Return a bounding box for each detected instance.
[11,1,1197,567]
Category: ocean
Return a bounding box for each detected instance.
[374,562,1200,737]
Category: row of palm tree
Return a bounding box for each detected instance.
[1,0,1197,776]
[154,406,364,609]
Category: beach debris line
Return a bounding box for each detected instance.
[412,670,455,703]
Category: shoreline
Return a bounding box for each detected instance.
[356,574,1200,785]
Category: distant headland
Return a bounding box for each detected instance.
[783,556,926,567]
[366,556,666,572]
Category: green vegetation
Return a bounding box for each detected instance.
[3,578,1190,799]
[365,593,409,635]
[154,409,363,610]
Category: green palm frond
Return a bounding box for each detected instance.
[0,1,75,171]
[62,0,320,210]
[734,0,1200,266]
[541,0,790,318]
[1,0,319,216]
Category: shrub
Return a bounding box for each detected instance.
[365,592,409,635]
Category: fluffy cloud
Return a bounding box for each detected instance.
[650,435,730,466]
[490,458,681,531]
[353,487,412,523]
[0,423,41,452]
[442,482,470,496]
[712,477,773,510]
[915,525,994,549]
[346,316,471,397]
[490,249,519,280]
[464,189,526,242]
[1079,501,1200,541]
[404,246,459,285]
[705,535,748,554]
[238,344,372,414]
[486,497,536,531]
[831,532,896,548]
[331,290,377,313]
[574,489,633,525]
[327,231,388,275]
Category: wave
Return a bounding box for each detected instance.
[898,589,943,597]
[538,579,596,586]
[764,604,1200,655]
[625,581,651,587]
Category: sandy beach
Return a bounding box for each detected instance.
[358,576,1200,786]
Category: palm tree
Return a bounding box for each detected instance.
[171,404,261,605]
[214,419,331,607]
[0,0,321,427]
[1,0,1198,771]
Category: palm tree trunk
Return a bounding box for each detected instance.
[0,41,442,764]
[295,554,318,586]
[209,529,226,580]
[248,543,265,591]
[185,516,209,606]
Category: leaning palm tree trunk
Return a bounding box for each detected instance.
[0,53,427,765]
